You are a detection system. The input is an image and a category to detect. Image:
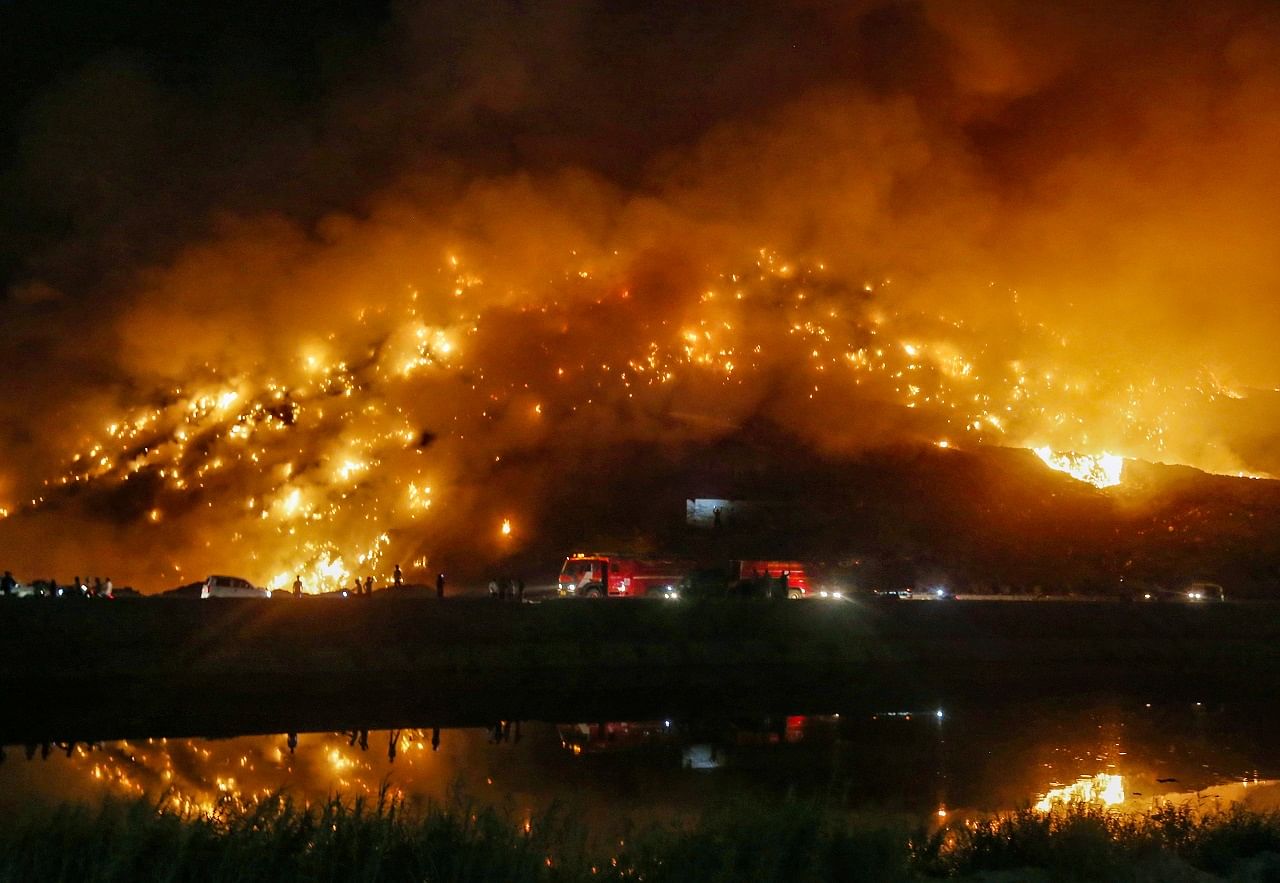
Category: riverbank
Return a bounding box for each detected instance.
[3,597,1280,743]
[3,791,1279,882]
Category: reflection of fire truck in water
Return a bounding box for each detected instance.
[556,721,675,754]
[557,553,688,598]
[558,553,818,599]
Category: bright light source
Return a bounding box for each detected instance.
[500,518,512,537]
[1033,447,1124,488]
[1035,773,1125,812]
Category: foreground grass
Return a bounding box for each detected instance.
[3,794,1280,882]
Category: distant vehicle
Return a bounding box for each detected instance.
[1137,583,1226,603]
[201,575,268,599]
[558,554,689,598]
[873,587,913,600]
[1185,582,1225,602]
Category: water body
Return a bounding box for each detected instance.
[3,696,1278,826]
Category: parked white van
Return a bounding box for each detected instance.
[201,575,269,599]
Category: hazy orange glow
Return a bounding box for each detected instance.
[4,2,1280,589]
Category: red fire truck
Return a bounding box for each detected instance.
[732,560,812,599]
[557,553,689,599]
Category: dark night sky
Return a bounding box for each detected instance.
[0,1,967,298]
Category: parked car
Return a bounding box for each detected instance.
[11,580,51,598]
[201,575,269,599]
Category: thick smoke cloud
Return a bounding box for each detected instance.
[3,0,1280,589]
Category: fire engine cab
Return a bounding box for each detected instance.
[558,553,687,599]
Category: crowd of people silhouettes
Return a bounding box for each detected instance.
[0,563,538,601]
[0,572,117,599]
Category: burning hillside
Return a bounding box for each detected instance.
[3,2,1280,589]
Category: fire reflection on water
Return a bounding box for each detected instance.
[1034,772,1126,812]
[3,707,1279,826]
[0,730,472,821]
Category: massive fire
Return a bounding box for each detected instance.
[0,246,1267,589]
[4,2,1280,589]
[1032,448,1125,489]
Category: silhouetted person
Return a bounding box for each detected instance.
[358,730,368,751]
[72,576,82,599]
[103,577,113,599]
[516,577,524,603]
[353,577,362,596]
[498,578,508,601]
[287,732,298,754]
[365,575,374,596]
[92,577,102,597]
[436,572,445,599]
[713,507,722,529]
[293,575,303,597]
[0,571,15,596]
[489,579,499,599]
[431,727,440,751]
[388,729,400,762]
[349,730,359,746]
[393,564,403,588]
[778,570,789,600]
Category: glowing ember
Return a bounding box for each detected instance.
[1033,448,1125,489]
[1034,773,1126,812]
